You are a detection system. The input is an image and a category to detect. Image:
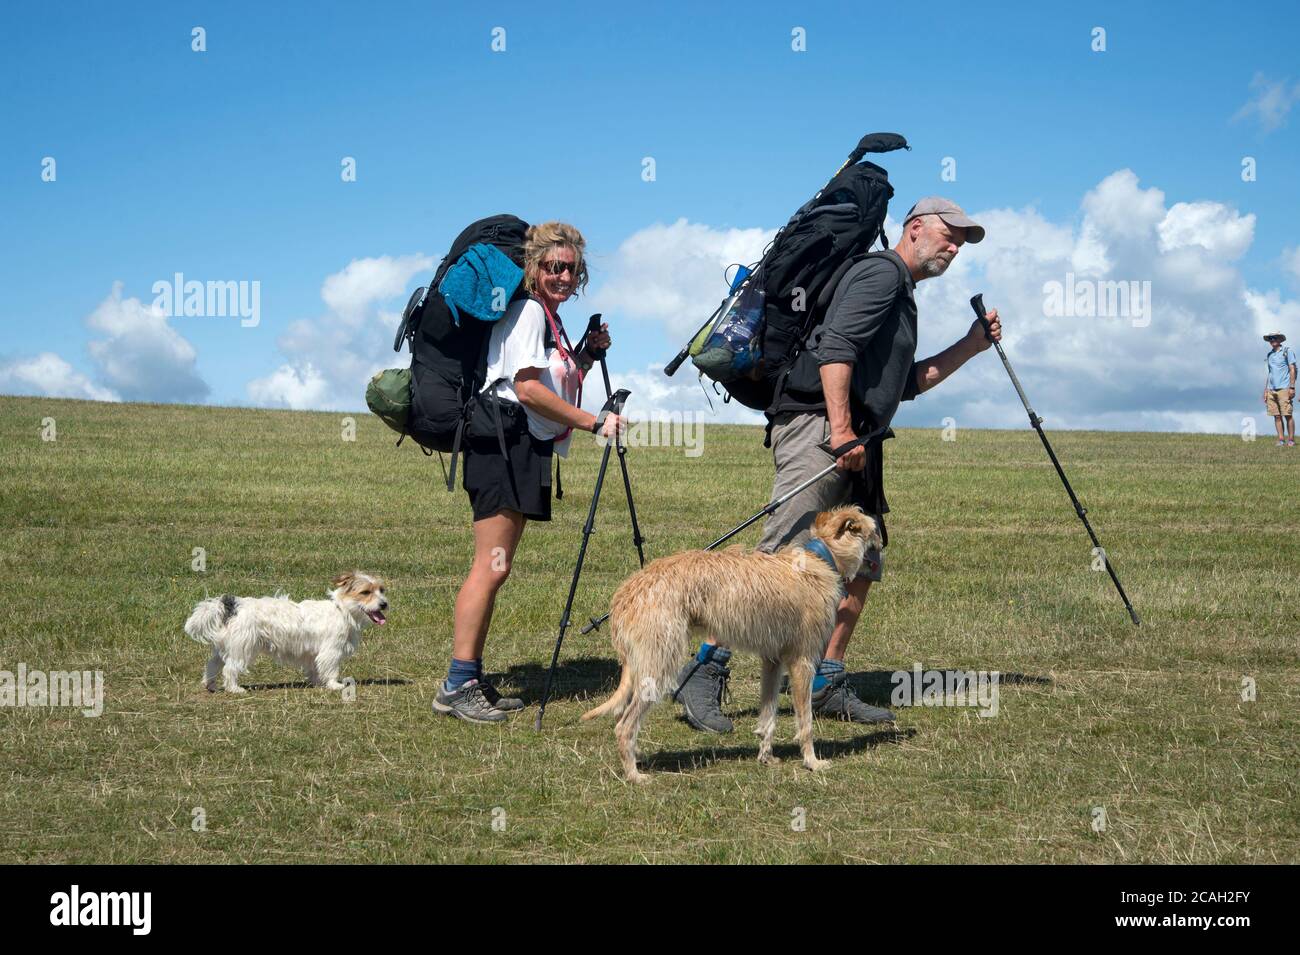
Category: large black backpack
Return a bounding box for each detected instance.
[677,133,908,411]
[393,214,530,488]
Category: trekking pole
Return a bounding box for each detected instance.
[584,314,646,567]
[535,388,631,731]
[970,294,1140,626]
[579,428,886,635]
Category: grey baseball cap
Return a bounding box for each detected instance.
[901,197,986,243]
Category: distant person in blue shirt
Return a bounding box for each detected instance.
[1263,331,1297,447]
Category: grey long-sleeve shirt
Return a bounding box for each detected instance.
[769,249,920,430]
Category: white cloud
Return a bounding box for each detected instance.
[246,363,330,410]
[596,363,765,425]
[1243,288,1300,339]
[237,172,1288,433]
[85,281,209,402]
[0,352,119,402]
[1079,169,1166,243]
[593,169,1286,434]
[321,254,433,318]
[247,254,433,411]
[589,219,775,338]
[901,170,1267,432]
[1282,246,1300,281]
[1234,72,1300,132]
[1,283,208,404]
[1158,202,1255,259]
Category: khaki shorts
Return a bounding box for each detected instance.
[1265,389,1294,417]
[756,411,885,582]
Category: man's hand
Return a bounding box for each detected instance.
[829,429,866,472]
[966,307,1001,352]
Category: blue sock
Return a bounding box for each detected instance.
[813,658,845,693]
[696,643,732,665]
[444,657,478,693]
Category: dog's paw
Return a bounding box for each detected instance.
[804,758,832,773]
[757,751,781,766]
[324,680,346,691]
[203,681,217,693]
[226,685,248,695]
[626,771,652,785]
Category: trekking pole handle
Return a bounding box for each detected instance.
[592,388,630,432]
[582,313,607,361]
[970,293,994,341]
[663,348,689,377]
[827,433,875,459]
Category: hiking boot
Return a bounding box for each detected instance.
[811,671,895,724]
[478,678,524,711]
[673,658,734,733]
[432,679,507,724]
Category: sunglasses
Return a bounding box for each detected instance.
[540,260,579,277]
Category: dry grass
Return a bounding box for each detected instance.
[0,395,1296,863]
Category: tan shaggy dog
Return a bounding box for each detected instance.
[583,506,881,783]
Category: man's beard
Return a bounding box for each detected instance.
[918,250,952,277]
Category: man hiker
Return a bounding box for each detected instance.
[673,197,1003,731]
[1263,332,1296,447]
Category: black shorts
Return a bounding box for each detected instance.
[462,428,555,522]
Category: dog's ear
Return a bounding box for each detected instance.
[330,571,356,591]
[832,513,862,538]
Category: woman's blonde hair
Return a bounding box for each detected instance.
[522,221,589,295]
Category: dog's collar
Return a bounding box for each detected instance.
[803,539,844,593]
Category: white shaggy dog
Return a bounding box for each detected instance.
[184,571,388,693]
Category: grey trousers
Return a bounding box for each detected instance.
[756,411,884,582]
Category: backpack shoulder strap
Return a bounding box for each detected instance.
[865,249,910,298]
[813,249,908,315]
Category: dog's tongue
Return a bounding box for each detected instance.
[367,610,387,625]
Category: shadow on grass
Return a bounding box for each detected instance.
[643,727,915,774]
[497,657,621,703]
[237,677,412,692]
[728,668,1053,716]
[845,668,1054,706]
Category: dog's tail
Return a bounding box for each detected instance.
[581,576,693,721]
[581,593,635,721]
[581,665,633,721]
[184,595,239,644]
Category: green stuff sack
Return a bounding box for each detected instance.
[366,368,411,436]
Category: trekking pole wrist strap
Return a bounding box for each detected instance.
[828,434,870,458]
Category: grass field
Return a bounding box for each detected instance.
[1,394,1296,864]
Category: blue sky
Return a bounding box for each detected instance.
[3,1,1299,430]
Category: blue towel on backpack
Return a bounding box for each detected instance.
[438,243,524,325]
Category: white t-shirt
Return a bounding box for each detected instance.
[481,298,581,457]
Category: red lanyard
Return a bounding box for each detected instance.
[534,298,584,441]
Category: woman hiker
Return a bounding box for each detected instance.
[434,221,623,723]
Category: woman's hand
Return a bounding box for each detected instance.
[583,323,612,359]
[597,412,625,440]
